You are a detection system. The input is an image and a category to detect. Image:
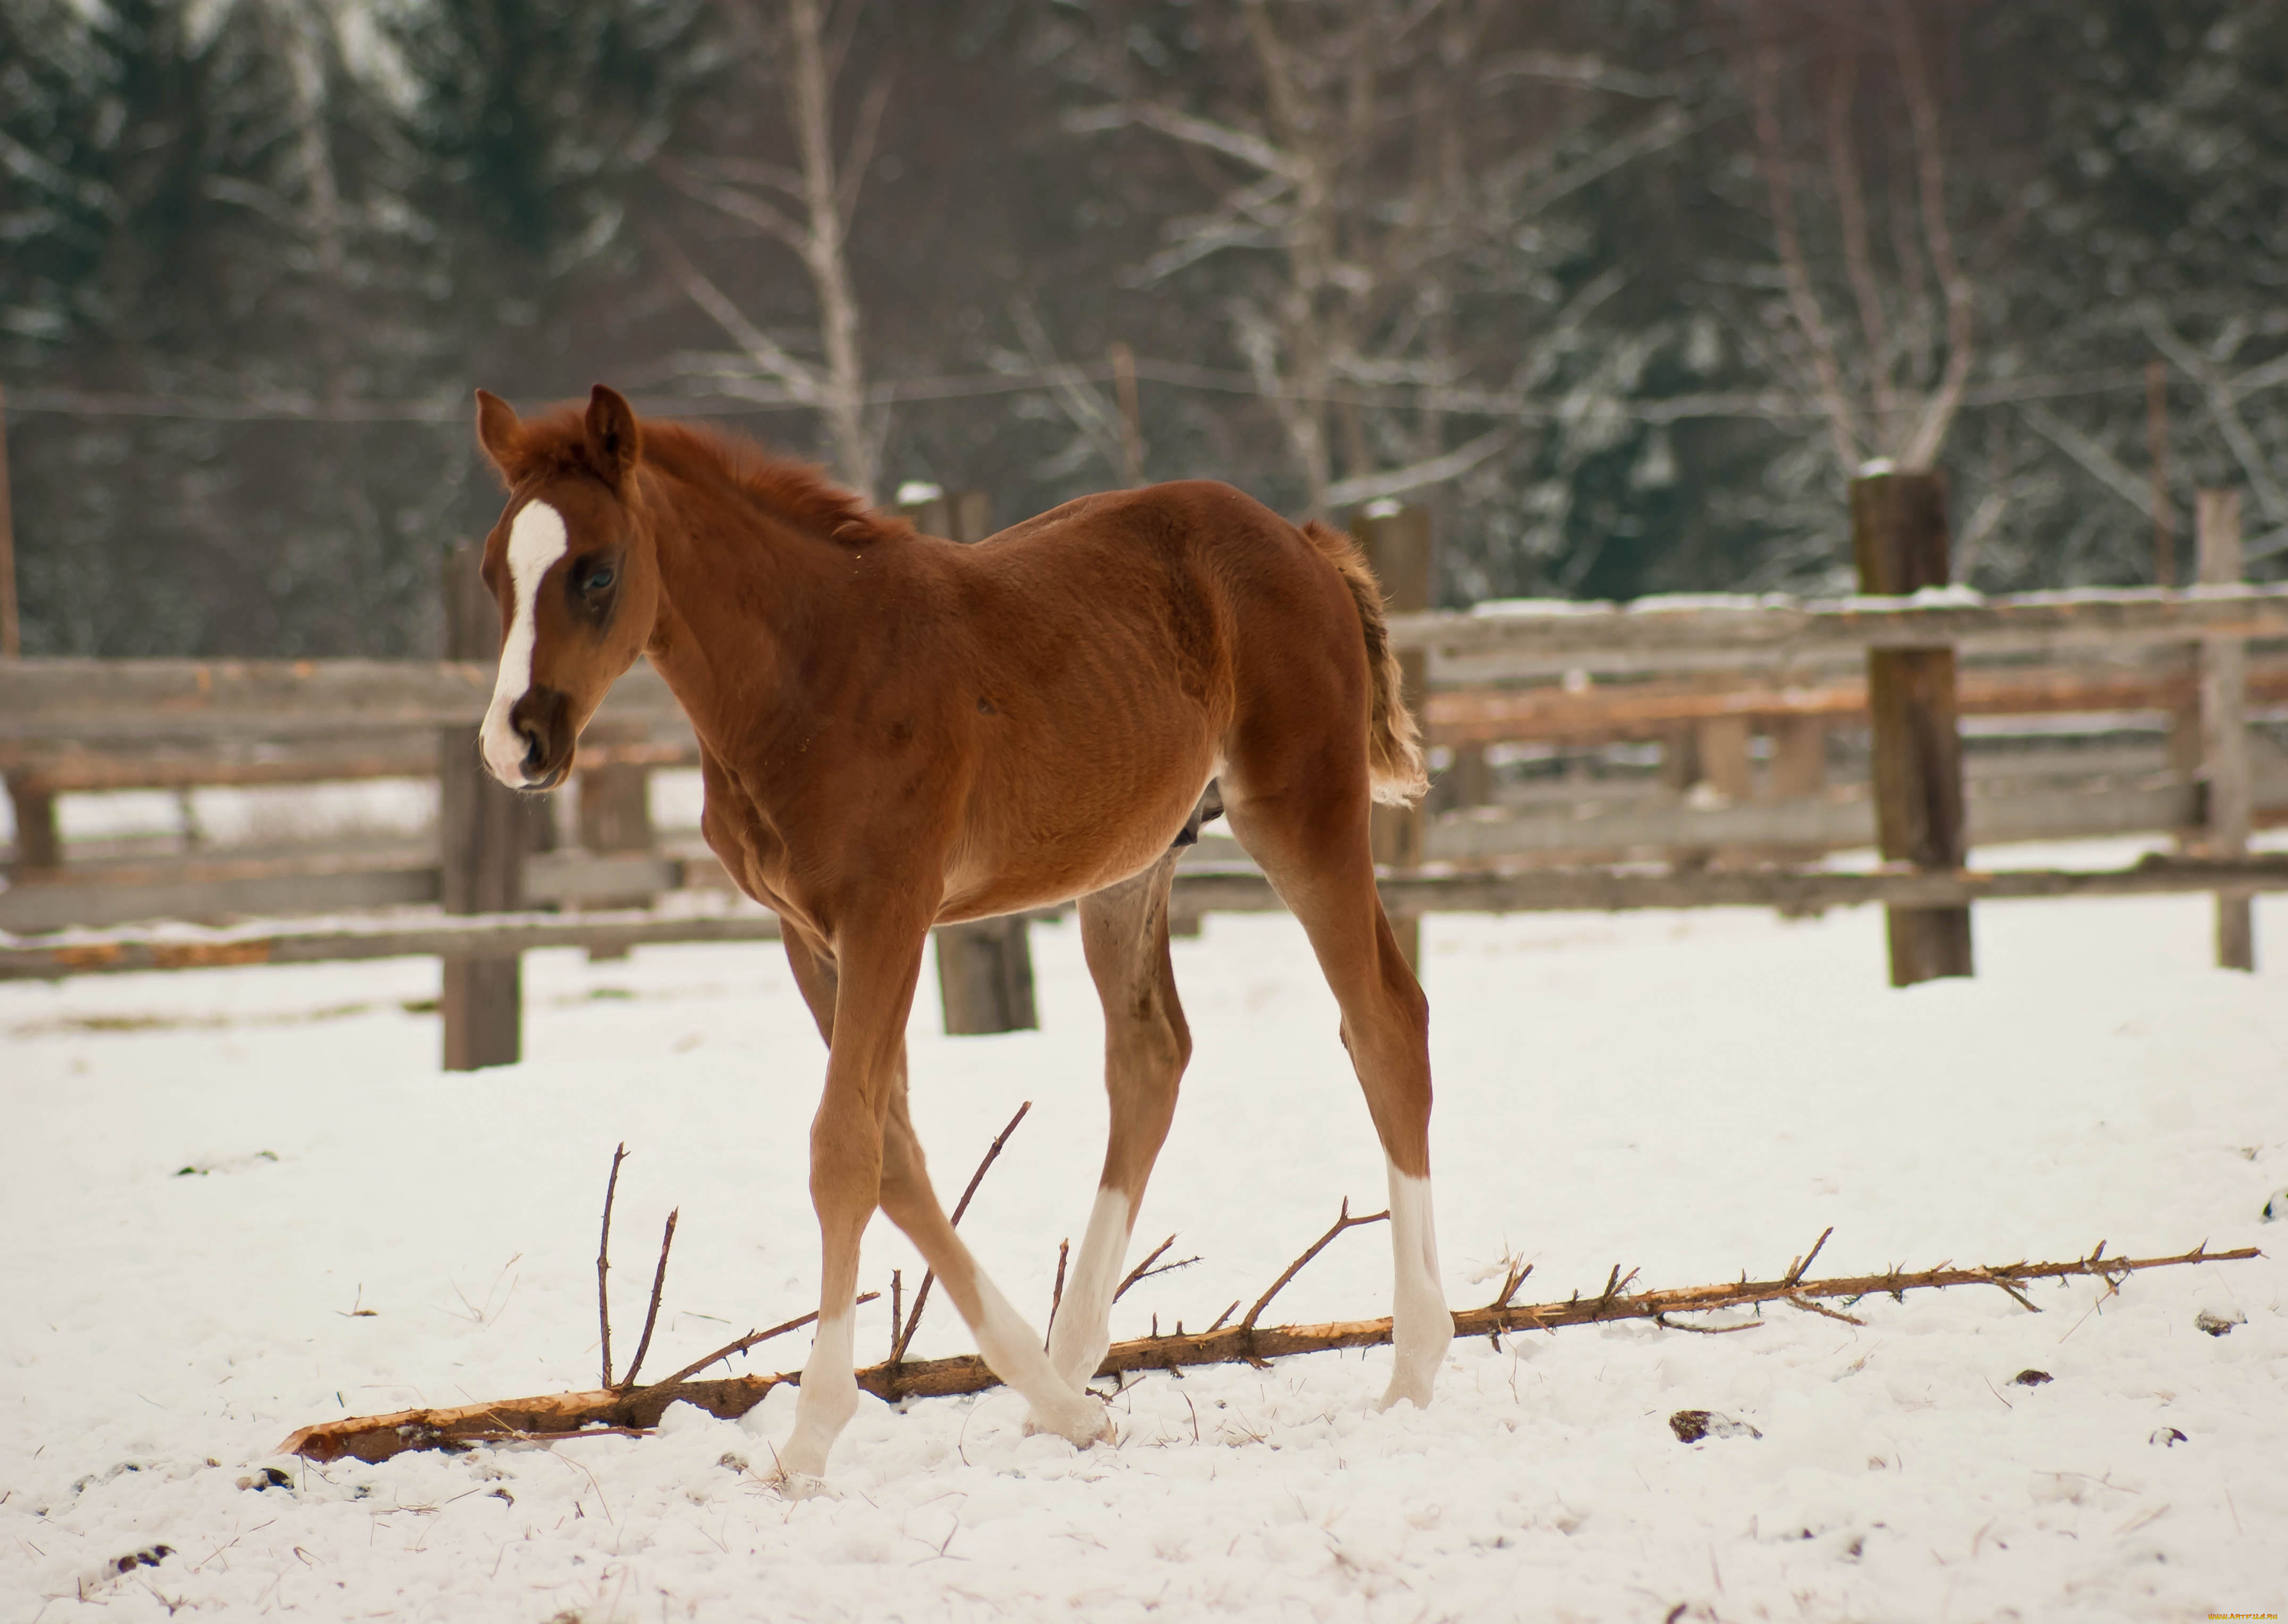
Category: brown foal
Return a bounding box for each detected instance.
[471,386,1454,1485]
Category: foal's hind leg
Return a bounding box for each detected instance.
[1046,850,1191,1391]
[876,1070,1110,1445]
[1221,782,1454,1409]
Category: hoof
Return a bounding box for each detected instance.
[1375,1375,1436,1412]
[1021,1393,1116,1448]
[770,1469,839,1501]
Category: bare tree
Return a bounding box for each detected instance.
[1718,0,1979,477]
[665,0,888,500]
[1069,0,1684,518]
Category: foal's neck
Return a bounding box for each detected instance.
[638,460,871,752]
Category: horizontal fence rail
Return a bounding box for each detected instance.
[8,855,2286,982]
[0,659,683,741]
[1391,586,2288,678]
[8,588,2288,742]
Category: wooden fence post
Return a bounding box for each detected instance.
[1768,717,1828,800]
[1356,503,1432,973]
[900,489,1039,1034]
[1447,742,1495,809]
[2197,489,2254,971]
[0,379,19,660]
[5,772,59,875]
[0,383,39,878]
[573,727,658,959]
[1851,470,1973,987]
[439,544,527,1069]
[1693,715,1755,803]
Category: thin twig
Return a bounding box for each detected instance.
[1885,0,1977,469]
[889,1270,904,1363]
[653,1291,882,1391]
[1482,1257,1534,1347]
[1487,1259,1533,1312]
[1974,1268,2040,1313]
[1113,1236,1202,1302]
[616,1209,678,1390]
[893,1102,1032,1362]
[1785,1227,1834,1287]
[1590,1264,1642,1317]
[597,1144,628,1389]
[1786,1294,1865,1326]
[1744,44,1862,472]
[1044,1240,1068,1348]
[1115,1236,1176,1301]
[1241,1199,1390,1332]
[1653,1313,1762,1335]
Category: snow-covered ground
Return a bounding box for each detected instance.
[3,848,2284,1621]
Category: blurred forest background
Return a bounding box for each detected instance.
[3,0,2286,657]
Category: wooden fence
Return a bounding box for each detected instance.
[5,476,2283,1062]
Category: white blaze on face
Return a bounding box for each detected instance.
[478,500,569,785]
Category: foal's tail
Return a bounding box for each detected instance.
[1300,520,1429,807]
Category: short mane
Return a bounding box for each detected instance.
[506,405,901,548]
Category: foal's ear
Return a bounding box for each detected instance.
[585,385,642,489]
[474,389,524,484]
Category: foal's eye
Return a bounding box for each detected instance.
[581,566,615,593]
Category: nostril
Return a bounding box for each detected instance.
[508,687,569,784]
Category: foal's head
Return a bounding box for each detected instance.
[470,385,659,791]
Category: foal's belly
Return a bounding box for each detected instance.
[937,746,1215,920]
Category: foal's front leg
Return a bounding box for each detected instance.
[775,923,910,1485]
[776,916,1104,1487]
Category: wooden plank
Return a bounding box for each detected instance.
[1166,856,2288,918]
[1423,653,2288,747]
[2198,490,2255,970]
[1854,471,1972,986]
[1417,771,2288,866]
[0,852,438,934]
[12,763,2269,934]
[0,849,701,935]
[16,859,2288,984]
[0,658,683,741]
[1391,586,2288,678]
[0,729,697,791]
[0,907,784,981]
[29,649,2280,788]
[7,590,2288,741]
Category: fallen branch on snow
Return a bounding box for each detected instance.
[276,1223,2256,1465]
